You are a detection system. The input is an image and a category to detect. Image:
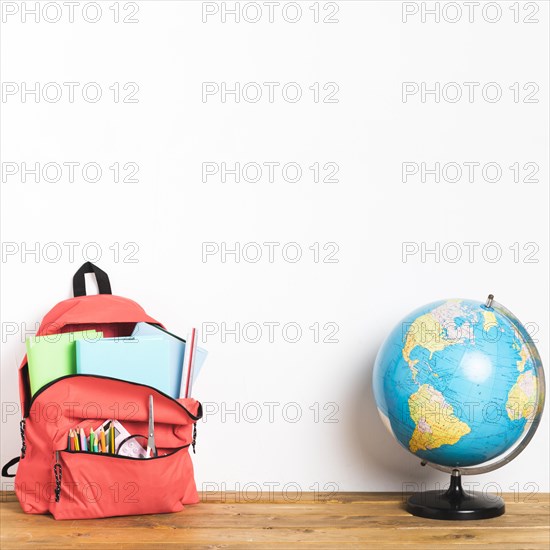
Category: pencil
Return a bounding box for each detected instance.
[99,427,106,453]
[110,424,115,453]
[80,427,87,451]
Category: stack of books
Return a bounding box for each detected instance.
[26,324,207,398]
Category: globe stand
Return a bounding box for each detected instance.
[406,469,505,520]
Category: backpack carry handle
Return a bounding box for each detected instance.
[73,262,112,297]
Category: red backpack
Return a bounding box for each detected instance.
[2,262,202,520]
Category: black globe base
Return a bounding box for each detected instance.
[406,470,505,520]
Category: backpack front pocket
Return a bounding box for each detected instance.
[52,446,198,520]
[24,374,202,519]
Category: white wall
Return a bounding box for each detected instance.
[1,1,548,497]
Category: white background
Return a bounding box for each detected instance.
[1,1,549,496]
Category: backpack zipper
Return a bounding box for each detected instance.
[53,451,62,502]
[25,373,202,421]
[59,444,189,460]
[20,419,27,458]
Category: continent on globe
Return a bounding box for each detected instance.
[481,309,497,331]
[506,371,537,421]
[408,384,471,453]
[402,300,477,381]
[512,341,529,372]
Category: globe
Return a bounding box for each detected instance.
[373,297,545,472]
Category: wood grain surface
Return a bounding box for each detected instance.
[1,492,548,549]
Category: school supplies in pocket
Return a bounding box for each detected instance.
[2,262,203,520]
[67,419,148,459]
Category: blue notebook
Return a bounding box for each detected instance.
[75,336,172,396]
[132,323,208,398]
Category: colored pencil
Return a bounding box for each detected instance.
[99,427,106,453]
[80,427,87,451]
[110,424,115,453]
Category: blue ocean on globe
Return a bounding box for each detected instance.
[373,299,540,467]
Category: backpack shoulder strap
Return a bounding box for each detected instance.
[2,456,20,478]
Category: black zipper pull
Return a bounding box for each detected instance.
[54,452,62,503]
[192,423,197,454]
[20,419,26,458]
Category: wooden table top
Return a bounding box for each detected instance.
[1,492,549,549]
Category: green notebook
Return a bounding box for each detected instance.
[26,330,103,396]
